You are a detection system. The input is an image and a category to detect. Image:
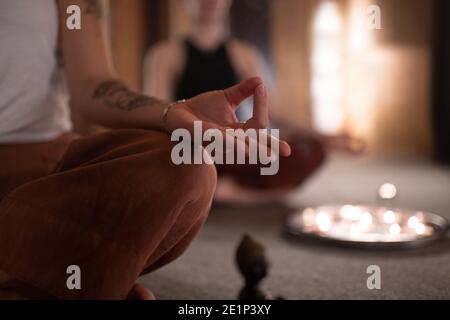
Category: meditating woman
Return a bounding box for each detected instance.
[143,0,360,203]
[0,0,289,299]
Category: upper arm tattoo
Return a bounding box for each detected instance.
[85,0,104,20]
[93,80,159,111]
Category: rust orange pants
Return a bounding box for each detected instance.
[0,129,324,299]
[0,129,217,299]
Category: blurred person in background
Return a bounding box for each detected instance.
[0,0,290,299]
[144,0,363,203]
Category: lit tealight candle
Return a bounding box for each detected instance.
[316,211,332,232]
[415,223,426,235]
[357,212,372,232]
[379,183,397,200]
[350,223,361,236]
[408,216,420,229]
[302,208,316,227]
[360,212,373,225]
[340,205,362,221]
[357,221,370,232]
[383,210,396,224]
[389,223,401,235]
[287,205,447,248]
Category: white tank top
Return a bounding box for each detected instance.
[0,0,72,143]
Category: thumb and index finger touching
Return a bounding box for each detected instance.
[224,77,291,157]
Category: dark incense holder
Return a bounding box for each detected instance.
[235,234,283,300]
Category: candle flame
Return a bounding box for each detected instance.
[379,183,397,200]
[340,205,362,221]
[383,210,396,224]
[416,223,426,235]
[389,223,401,235]
[408,216,420,229]
[316,211,332,232]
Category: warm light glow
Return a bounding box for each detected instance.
[347,1,372,52]
[288,205,443,246]
[344,0,377,147]
[408,216,420,229]
[358,212,373,231]
[360,212,373,224]
[389,223,401,235]
[340,205,362,221]
[311,1,344,134]
[313,1,342,33]
[316,211,332,232]
[378,183,397,200]
[416,223,426,235]
[383,210,396,224]
[302,208,316,227]
[349,223,360,236]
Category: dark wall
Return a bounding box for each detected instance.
[146,0,169,48]
[230,0,270,58]
[375,0,432,46]
[432,0,450,164]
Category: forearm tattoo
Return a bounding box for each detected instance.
[93,80,157,112]
[85,0,104,19]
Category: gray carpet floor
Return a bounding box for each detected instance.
[141,156,450,299]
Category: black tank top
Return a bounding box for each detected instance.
[175,39,238,101]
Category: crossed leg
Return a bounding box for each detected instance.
[0,129,217,299]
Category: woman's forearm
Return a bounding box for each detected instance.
[71,77,168,131]
[58,1,169,131]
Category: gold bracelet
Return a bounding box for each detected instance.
[160,99,186,133]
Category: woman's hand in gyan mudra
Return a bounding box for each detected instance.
[164,77,292,159]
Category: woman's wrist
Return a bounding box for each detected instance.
[159,99,187,133]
